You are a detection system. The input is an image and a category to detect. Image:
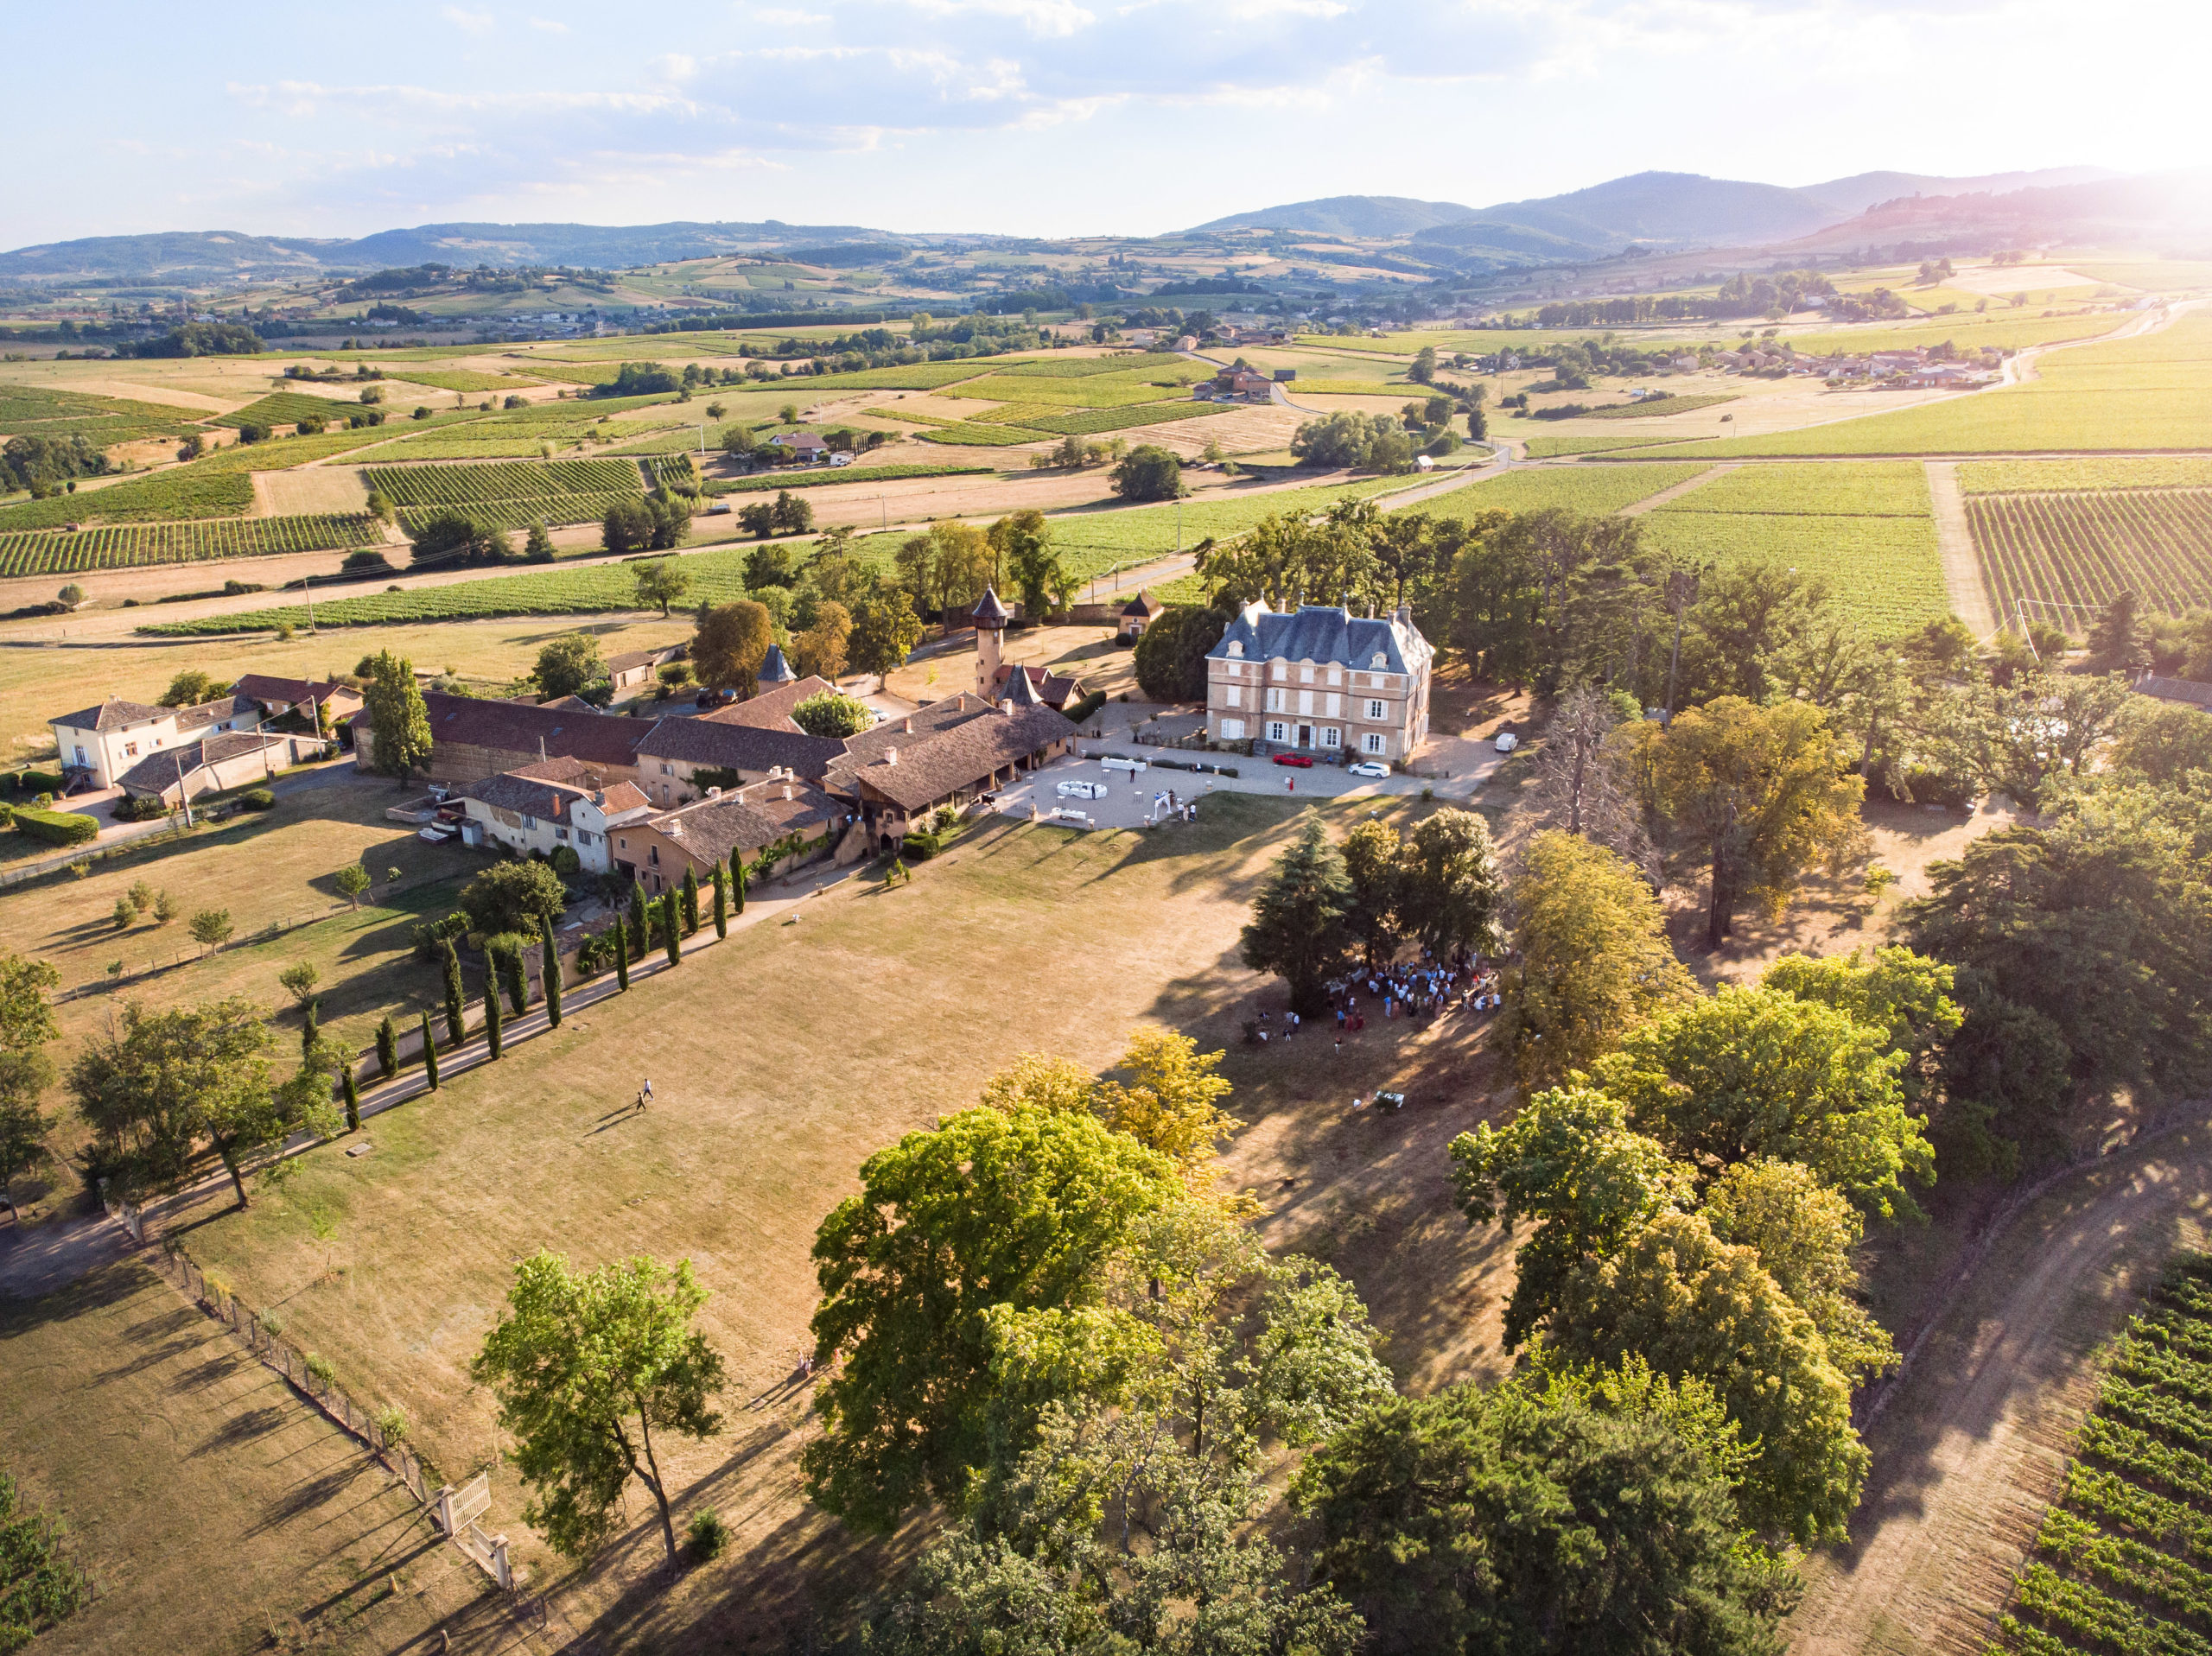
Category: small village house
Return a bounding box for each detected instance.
[52,694,266,791]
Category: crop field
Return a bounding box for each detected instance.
[0,383,196,443]
[1583,392,1738,420]
[868,403,957,426]
[708,462,995,494]
[210,391,365,429]
[1643,314,2212,458]
[0,467,255,531]
[1986,1253,2212,1656]
[1970,488,2212,627]
[1430,462,1712,520]
[988,355,1156,378]
[1015,402,1235,436]
[916,422,1048,447]
[783,361,1003,392]
[1521,431,1697,459]
[362,458,643,506]
[1042,473,1448,582]
[0,512,381,576]
[137,543,766,633]
[969,403,1067,428]
[1657,460,1931,517]
[1962,458,2212,493]
[511,360,626,385]
[1640,510,1948,632]
[1782,311,2133,359]
[379,367,543,393]
[956,371,1203,408]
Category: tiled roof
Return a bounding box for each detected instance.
[174,694,260,733]
[838,702,1073,812]
[830,695,992,781]
[643,777,847,866]
[53,698,168,733]
[988,663,1081,710]
[416,690,650,767]
[606,644,682,675]
[701,676,838,732]
[1122,589,1162,617]
[503,755,653,815]
[465,771,590,823]
[2134,674,2212,709]
[232,674,352,707]
[1208,601,1430,677]
[116,730,290,794]
[633,714,846,778]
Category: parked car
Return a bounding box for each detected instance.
[1057,779,1107,800]
[1347,761,1389,779]
[1272,752,1314,769]
[1493,732,1520,753]
[696,688,736,708]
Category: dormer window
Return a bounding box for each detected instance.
[1370,653,1388,670]
[1226,641,1244,658]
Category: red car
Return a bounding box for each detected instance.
[1272,752,1314,768]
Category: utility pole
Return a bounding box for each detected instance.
[174,752,194,828]
[302,574,315,632]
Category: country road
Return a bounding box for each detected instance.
[1789,1115,2212,1656]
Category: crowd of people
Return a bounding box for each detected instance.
[1250,948,1504,1051]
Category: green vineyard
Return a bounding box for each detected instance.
[0,514,383,577]
[1989,1254,2212,1656]
[362,459,644,507]
[1968,489,2212,631]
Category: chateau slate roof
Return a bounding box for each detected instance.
[971,587,1011,626]
[759,644,795,685]
[1206,602,1428,677]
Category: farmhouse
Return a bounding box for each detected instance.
[631,716,846,806]
[231,674,365,731]
[605,644,685,693]
[116,729,326,806]
[766,432,828,460]
[1204,600,1433,762]
[613,773,858,895]
[699,665,842,731]
[456,757,651,872]
[354,692,647,787]
[1119,589,1163,638]
[826,692,1075,850]
[52,694,265,791]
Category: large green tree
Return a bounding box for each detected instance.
[1589,986,1935,1221]
[1505,831,1694,1086]
[1130,605,1230,702]
[67,998,337,1207]
[1399,808,1507,959]
[1549,1210,1868,1545]
[472,1251,725,1563]
[1238,809,1355,1018]
[362,649,433,782]
[849,588,926,688]
[804,1107,1179,1531]
[691,599,773,694]
[1296,1367,1798,1656]
[533,635,604,700]
[1339,818,1403,969]
[0,953,60,1214]
[1624,696,1864,950]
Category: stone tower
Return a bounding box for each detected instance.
[971,586,1010,700]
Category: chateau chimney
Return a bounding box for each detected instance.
[783,784,794,801]
[885,747,899,765]
[902,717,912,733]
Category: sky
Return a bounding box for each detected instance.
[3,0,2204,249]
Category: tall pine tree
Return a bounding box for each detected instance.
[442,939,467,1048]
[615,915,631,991]
[421,1012,439,1090]
[663,891,682,967]
[1238,808,1356,1018]
[542,916,563,1029]
[627,882,648,958]
[681,865,701,936]
[731,851,747,915]
[302,998,320,1062]
[484,969,504,1058]
[376,1013,398,1078]
[712,862,728,939]
[342,1067,360,1132]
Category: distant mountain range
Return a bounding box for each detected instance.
[0,222,906,283]
[1193,168,2122,256]
[7,165,2198,290]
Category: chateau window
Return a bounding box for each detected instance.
[1363,733,1386,755]
[1320,726,1341,749]
[1366,699,1386,720]
[1267,720,1288,744]
[1225,686,1242,708]
[1220,718,1246,739]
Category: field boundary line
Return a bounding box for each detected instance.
[1926,460,1998,638]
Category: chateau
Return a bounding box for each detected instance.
[1203,600,1433,763]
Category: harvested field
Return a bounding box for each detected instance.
[253,465,372,517]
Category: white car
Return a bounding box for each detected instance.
[1493,732,1520,753]
[1347,761,1389,779]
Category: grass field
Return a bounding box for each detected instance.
[1014,402,1235,437]
[0,467,256,532]
[380,367,544,393]
[1041,473,1447,578]
[212,391,374,431]
[0,514,384,577]
[1780,312,2134,358]
[1961,458,2212,492]
[147,790,1517,1640]
[1983,1253,2212,1656]
[1583,393,1738,421]
[915,422,1048,447]
[1522,431,1700,459]
[706,462,995,494]
[1429,462,1712,519]
[0,1259,492,1656]
[1970,488,2212,627]
[0,383,197,444]
[1656,460,1932,516]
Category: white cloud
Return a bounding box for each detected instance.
[441,5,495,35]
[529,16,570,31]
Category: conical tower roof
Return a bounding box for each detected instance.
[759,644,795,684]
[972,587,1011,628]
[1001,666,1040,708]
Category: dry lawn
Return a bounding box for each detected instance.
[0,1257,523,1656]
[144,792,1521,1649]
[253,466,373,517]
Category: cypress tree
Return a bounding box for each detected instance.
[732,851,747,915]
[484,969,503,1058]
[302,999,320,1062]
[663,891,681,967]
[627,881,648,958]
[442,939,467,1048]
[712,862,728,939]
[501,945,527,1016]
[681,865,700,936]
[376,1013,397,1079]
[342,1067,360,1132]
[421,1012,439,1090]
[615,915,631,991]
[542,916,563,1029]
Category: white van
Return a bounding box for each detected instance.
[1057,779,1107,800]
[1100,756,1147,776]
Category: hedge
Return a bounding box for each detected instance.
[4,770,63,796]
[1062,690,1108,726]
[13,807,99,847]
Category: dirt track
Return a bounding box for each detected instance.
[1789,1117,2212,1656]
